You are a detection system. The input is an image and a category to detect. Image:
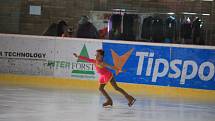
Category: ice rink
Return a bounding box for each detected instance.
[0,86,215,121]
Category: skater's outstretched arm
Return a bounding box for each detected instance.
[73,53,96,63]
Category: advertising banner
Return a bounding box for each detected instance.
[0,35,102,81]
[0,35,55,76]
[1,34,214,89]
[103,42,215,90]
[50,38,102,80]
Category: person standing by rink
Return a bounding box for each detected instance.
[76,16,99,39]
[73,49,136,107]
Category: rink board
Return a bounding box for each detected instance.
[0,34,215,100]
[103,41,215,90]
[0,34,101,80]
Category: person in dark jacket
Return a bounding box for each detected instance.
[43,20,68,37]
[57,20,68,37]
[76,16,99,39]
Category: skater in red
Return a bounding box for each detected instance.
[73,49,136,107]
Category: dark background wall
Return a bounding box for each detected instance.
[0,0,23,34]
[0,0,214,45]
[19,0,94,35]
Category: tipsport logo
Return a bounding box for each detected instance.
[110,48,134,75]
[136,52,215,84]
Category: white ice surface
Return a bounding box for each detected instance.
[0,87,214,121]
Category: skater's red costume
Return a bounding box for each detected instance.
[79,56,113,84]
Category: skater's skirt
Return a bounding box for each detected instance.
[99,71,113,84]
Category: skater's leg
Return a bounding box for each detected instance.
[110,78,130,99]
[99,84,112,106]
[110,78,136,107]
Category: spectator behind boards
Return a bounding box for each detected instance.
[43,20,68,37]
[76,16,99,39]
[57,20,68,37]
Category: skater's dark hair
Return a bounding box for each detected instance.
[96,49,104,56]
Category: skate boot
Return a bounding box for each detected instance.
[103,100,113,108]
[128,96,136,107]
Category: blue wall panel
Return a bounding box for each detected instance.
[103,42,215,90]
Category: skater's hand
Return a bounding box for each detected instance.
[73,53,78,58]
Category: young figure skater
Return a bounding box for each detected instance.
[73,49,136,107]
